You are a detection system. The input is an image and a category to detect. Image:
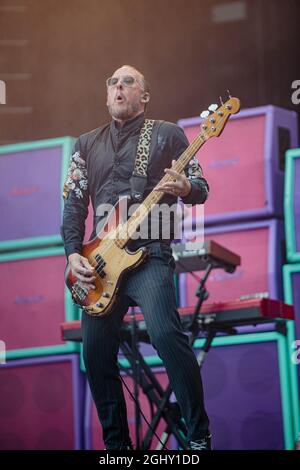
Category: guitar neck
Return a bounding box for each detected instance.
[115,130,209,248]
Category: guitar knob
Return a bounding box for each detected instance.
[200,110,209,119]
[208,104,218,112]
[102,292,110,298]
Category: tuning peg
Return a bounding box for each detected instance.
[219,96,224,106]
[208,104,218,112]
[227,89,232,98]
[200,110,210,119]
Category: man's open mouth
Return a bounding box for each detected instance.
[115,93,125,103]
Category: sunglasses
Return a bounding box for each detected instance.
[106,75,140,88]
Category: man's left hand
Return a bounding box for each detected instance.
[154,160,191,197]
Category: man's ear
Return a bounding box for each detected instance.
[141,92,150,103]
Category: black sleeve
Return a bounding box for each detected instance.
[169,125,209,205]
[61,137,89,258]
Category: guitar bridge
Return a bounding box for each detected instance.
[71,282,88,303]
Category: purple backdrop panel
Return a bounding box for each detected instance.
[290,270,300,399]
[181,220,283,306]
[0,147,63,241]
[178,106,298,225]
[290,270,300,371]
[294,158,300,253]
[0,354,84,449]
[199,339,284,449]
[0,254,68,350]
[84,370,176,450]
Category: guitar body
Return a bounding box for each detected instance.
[65,196,148,316]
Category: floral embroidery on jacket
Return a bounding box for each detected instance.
[187,156,203,179]
[63,151,88,199]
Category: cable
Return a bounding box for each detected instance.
[119,372,169,451]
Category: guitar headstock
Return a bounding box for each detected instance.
[200,95,241,139]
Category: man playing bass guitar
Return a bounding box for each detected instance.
[62,65,211,450]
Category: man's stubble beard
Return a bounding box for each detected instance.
[108,100,142,121]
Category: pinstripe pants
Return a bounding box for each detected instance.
[82,242,209,450]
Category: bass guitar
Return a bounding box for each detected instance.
[65,96,240,316]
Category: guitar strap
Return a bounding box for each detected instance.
[130,118,155,202]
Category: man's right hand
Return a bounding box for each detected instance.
[68,253,96,290]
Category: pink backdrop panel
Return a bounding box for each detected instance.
[0,254,68,351]
[183,220,283,307]
[84,202,94,242]
[179,106,298,225]
[184,115,265,216]
[0,146,66,242]
[0,355,83,449]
